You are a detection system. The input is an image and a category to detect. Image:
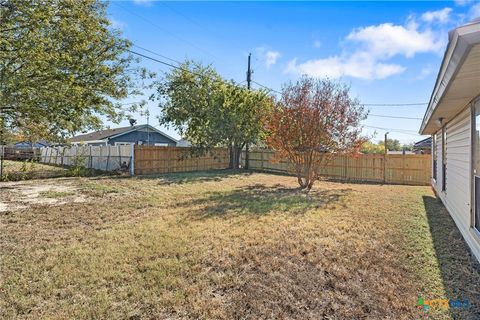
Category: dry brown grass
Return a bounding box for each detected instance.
[1,170,479,319]
[1,160,69,181]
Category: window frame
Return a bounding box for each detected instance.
[472,100,480,231]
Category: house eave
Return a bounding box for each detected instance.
[108,124,179,143]
[420,21,480,135]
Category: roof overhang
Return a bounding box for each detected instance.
[71,140,107,144]
[107,124,179,143]
[420,21,480,135]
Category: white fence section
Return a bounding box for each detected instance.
[39,145,133,172]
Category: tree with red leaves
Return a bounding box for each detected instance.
[266,77,367,190]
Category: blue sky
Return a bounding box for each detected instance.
[107,0,480,144]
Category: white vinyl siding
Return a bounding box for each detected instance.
[433,106,480,261]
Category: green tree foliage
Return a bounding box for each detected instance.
[153,61,273,168]
[360,141,385,154]
[361,139,414,153]
[0,0,142,142]
[386,138,402,151]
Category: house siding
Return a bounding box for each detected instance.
[108,130,176,146]
[432,106,480,262]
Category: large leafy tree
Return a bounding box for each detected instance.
[154,61,273,168]
[266,77,367,190]
[0,0,141,142]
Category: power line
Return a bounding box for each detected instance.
[132,44,182,65]
[251,81,428,107]
[157,1,229,44]
[127,49,244,89]
[128,47,426,122]
[363,125,422,136]
[251,80,281,94]
[113,2,225,65]
[368,114,422,120]
[363,103,427,106]
[128,49,195,74]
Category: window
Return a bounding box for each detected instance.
[442,126,446,191]
[473,103,480,230]
[114,142,133,146]
[154,143,169,147]
[432,135,437,181]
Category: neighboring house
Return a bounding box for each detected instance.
[387,150,414,155]
[412,137,432,154]
[13,140,49,148]
[70,124,177,146]
[177,139,192,147]
[419,20,480,262]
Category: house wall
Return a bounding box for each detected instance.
[108,130,176,146]
[432,104,480,262]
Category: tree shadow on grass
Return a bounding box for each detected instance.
[178,183,351,219]
[88,169,253,184]
[154,169,253,185]
[422,195,480,318]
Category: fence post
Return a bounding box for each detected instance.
[89,145,92,169]
[261,150,264,171]
[106,146,110,171]
[130,144,135,176]
[383,154,387,183]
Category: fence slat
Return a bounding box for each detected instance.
[247,149,431,186]
[38,145,132,172]
[133,146,230,175]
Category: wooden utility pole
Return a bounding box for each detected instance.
[245,53,253,169]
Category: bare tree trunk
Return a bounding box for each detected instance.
[229,144,242,169]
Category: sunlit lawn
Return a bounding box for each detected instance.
[1,160,69,181]
[1,170,479,319]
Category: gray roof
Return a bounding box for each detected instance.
[70,124,178,143]
[413,137,432,149]
[71,126,135,142]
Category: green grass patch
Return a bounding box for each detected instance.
[38,190,75,198]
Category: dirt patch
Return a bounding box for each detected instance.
[0,179,86,212]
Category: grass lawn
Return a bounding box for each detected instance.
[1,160,69,181]
[1,170,479,319]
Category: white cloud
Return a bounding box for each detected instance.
[421,8,452,24]
[133,0,152,6]
[255,47,281,68]
[470,3,480,20]
[285,52,405,80]
[265,51,280,68]
[455,0,475,6]
[346,23,444,58]
[313,40,321,48]
[417,65,434,79]
[285,17,444,80]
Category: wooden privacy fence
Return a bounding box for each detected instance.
[247,149,432,186]
[39,145,133,172]
[134,146,230,175]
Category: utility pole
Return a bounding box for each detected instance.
[146,107,150,146]
[384,132,389,183]
[384,132,388,155]
[245,53,252,169]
